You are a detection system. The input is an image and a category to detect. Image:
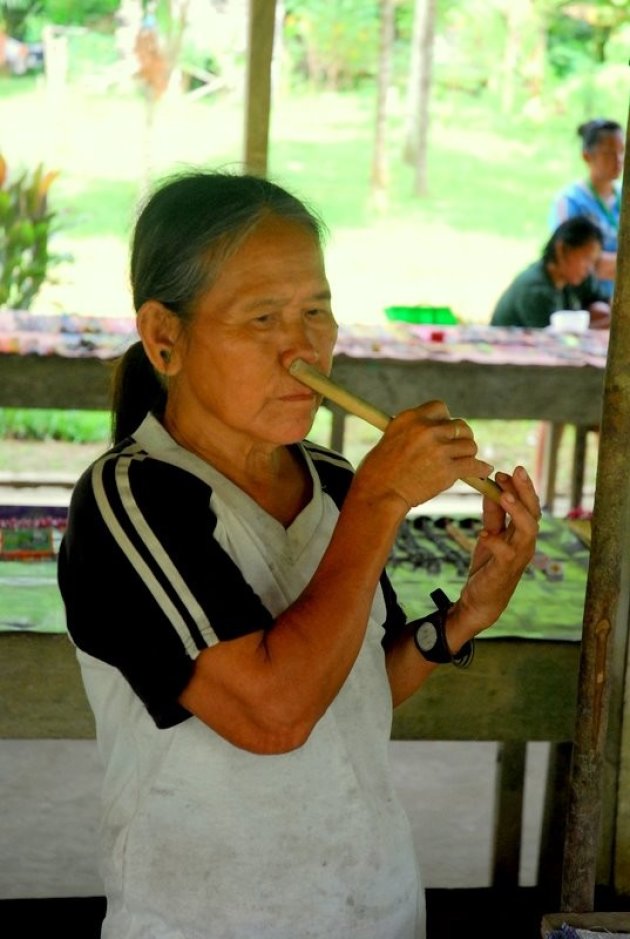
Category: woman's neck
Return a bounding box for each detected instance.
[163,410,311,526]
[589,176,615,199]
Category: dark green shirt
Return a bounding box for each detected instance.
[491,260,605,328]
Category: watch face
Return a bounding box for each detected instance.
[416,621,438,652]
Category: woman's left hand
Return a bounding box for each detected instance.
[454,466,540,638]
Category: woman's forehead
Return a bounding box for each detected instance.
[593,131,624,151]
[230,216,324,270]
[195,217,329,311]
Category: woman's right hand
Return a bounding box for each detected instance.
[351,400,494,513]
[588,301,611,330]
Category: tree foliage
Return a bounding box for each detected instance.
[547,0,629,72]
[281,0,627,95]
[0,0,118,39]
[1,1,43,39]
[284,0,382,89]
[43,0,119,27]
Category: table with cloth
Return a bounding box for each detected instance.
[329,322,608,511]
[0,314,608,506]
[0,312,608,421]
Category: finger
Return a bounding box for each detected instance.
[482,524,538,579]
[494,468,541,525]
[438,417,474,443]
[470,532,529,590]
[401,399,451,422]
[450,419,472,440]
[511,466,542,519]
[495,488,540,544]
[482,469,539,534]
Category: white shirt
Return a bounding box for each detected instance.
[71,417,425,938]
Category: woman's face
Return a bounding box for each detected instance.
[555,238,601,286]
[166,215,338,449]
[585,130,625,184]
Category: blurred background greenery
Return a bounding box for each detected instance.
[0,0,625,494]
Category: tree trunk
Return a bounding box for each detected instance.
[412,0,436,197]
[403,0,422,165]
[244,0,277,177]
[371,0,396,204]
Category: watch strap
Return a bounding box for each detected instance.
[412,588,474,668]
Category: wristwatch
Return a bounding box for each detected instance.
[411,588,474,668]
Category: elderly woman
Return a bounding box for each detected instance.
[58,171,539,939]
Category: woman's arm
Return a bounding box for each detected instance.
[180,404,500,753]
[588,301,611,329]
[595,250,616,282]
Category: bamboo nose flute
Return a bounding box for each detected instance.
[289,358,503,505]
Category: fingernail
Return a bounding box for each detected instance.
[516,466,529,481]
[495,471,508,482]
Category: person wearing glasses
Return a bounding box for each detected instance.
[549,118,624,302]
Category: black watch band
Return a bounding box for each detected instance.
[411,588,474,668]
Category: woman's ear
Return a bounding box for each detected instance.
[136,301,183,375]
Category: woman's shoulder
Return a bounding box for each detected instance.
[302,440,355,508]
[491,261,552,327]
[507,259,546,290]
[70,436,213,524]
[552,179,595,217]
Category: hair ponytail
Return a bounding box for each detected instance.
[110,341,167,444]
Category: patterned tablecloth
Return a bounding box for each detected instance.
[334,321,609,369]
[0,310,138,358]
[0,506,588,641]
[0,310,609,370]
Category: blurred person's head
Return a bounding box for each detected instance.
[578,119,624,187]
[543,216,604,287]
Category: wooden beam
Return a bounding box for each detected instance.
[243,0,277,176]
[560,99,630,911]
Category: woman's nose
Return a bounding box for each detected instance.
[280,319,319,365]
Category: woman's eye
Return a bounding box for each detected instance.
[306,307,330,318]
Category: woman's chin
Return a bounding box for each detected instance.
[282,416,318,445]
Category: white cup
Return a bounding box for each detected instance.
[550,310,590,333]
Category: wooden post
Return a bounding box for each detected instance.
[560,102,630,911]
[243,0,277,176]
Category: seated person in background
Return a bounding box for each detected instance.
[491,216,610,330]
[549,117,624,301]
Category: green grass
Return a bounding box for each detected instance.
[1,57,624,321]
[0,408,110,442]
